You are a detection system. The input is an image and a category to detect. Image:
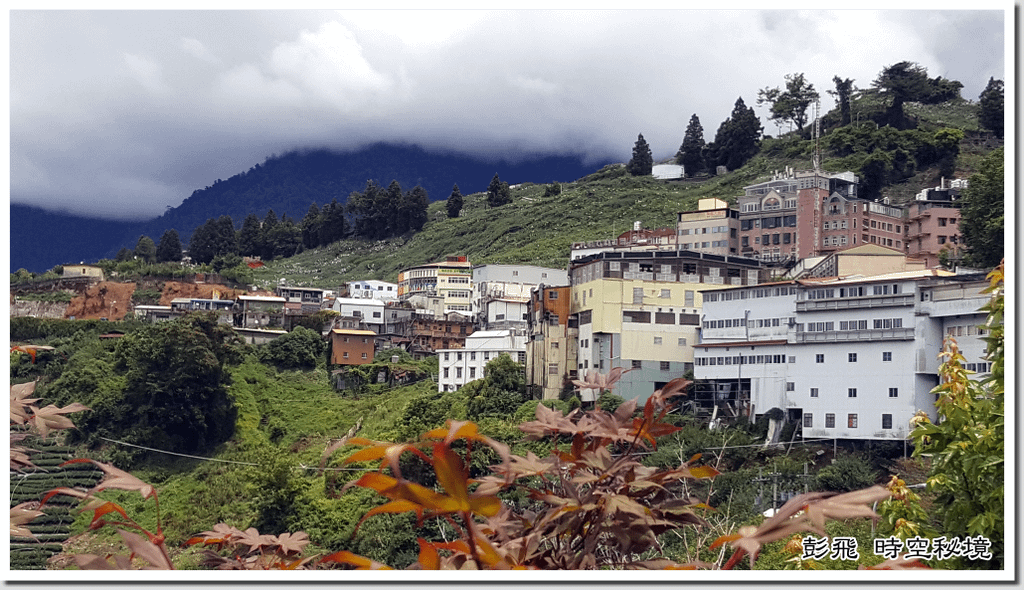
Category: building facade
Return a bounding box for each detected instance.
[329,329,377,366]
[525,285,578,400]
[676,198,741,256]
[347,279,400,301]
[693,270,991,440]
[397,256,474,314]
[437,330,527,392]
[905,180,967,268]
[472,264,568,332]
[569,250,770,402]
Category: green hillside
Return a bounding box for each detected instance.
[251,96,997,290]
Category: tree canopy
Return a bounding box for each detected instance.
[487,174,512,207]
[446,184,464,218]
[626,133,653,176]
[134,235,157,264]
[978,77,1004,139]
[827,76,855,127]
[757,72,820,134]
[872,61,963,129]
[675,115,706,177]
[156,229,183,263]
[706,97,762,172]
[959,147,1004,269]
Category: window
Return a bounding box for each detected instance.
[788,356,796,363]
[456,367,462,378]
[810,388,819,398]
[826,413,835,428]
[848,353,857,363]
[882,414,892,429]
[361,353,367,359]
[548,291,558,299]
[633,287,644,304]
[803,413,813,428]
[632,360,642,369]
[548,363,559,375]
[660,289,671,299]
[457,352,463,361]
[550,341,559,349]
[883,351,892,362]
[816,354,825,363]
[468,367,476,379]
[848,414,858,428]
[653,336,663,345]
[444,352,450,361]
[343,352,349,359]
[443,368,449,378]
[889,387,898,398]
[470,352,476,361]
[677,337,687,346]
[848,388,857,398]
[786,382,795,391]
[660,361,670,371]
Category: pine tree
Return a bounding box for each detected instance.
[319,199,348,245]
[300,203,323,249]
[156,229,183,263]
[756,73,819,134]
[447,184,464,218]
[487,174,511,207]
[827,76,855,126]
[626,133,653,176]
[259,210,278,259]
[134,235,157,263]
[237,214,262,257]
[978,77,1004,139]
[675,115,705,177]
[405,185,429,232]
[707,98,763,172]
[386,180,405,236]
[959,148,1004,268]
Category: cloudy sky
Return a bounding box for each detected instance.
[9,7,1009,220]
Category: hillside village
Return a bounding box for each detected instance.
[10,164,995,446]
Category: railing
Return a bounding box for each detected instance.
[795,327,915,343]
[796,294,913,311]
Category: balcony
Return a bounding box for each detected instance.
[795,327,915,343]
[796,293,913,312]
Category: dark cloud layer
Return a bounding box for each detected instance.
[9,8,1008,220]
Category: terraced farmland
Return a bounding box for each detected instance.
[10,438,103,570]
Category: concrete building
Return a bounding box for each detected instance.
[790,244,927,279]
[693,269,991,440]
[276,285,327,317]
[347,279,400,301]
[329,329,377,366]
[169,297,235,324]
[525,285,578,400]
[397,256,474,314]
[472,264,568,332]
[235,295,286,329]
[62,264,104,280]
[905,179,967,268]
[333,297,387,333]
[569,249,770,402]
[437,330,527,392]
[408,314,476,353]
[676,198,741,256]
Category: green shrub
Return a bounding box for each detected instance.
[815,454,879,492]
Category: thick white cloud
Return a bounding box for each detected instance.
[9,8,1009,220]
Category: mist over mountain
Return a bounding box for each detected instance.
[11,143,610,273]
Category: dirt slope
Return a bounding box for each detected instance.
[64,282,136,320]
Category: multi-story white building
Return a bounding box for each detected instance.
[347,280,400,301]
[693,269,992,440]
[332,297,387,333]
[437,330,528,392]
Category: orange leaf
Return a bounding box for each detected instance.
[688,465,721,479]
[318,550,392,570]
[709,533,742,550]
[432,443,470,507]
[417,538,440,570]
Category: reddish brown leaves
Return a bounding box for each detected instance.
[186,524,313,569]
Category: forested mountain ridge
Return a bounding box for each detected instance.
[11,144,606,273]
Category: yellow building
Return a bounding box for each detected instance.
[569,250,770,402]
[397,256,473,314]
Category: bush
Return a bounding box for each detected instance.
[257,326,325,370]
[815,454,878,492]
